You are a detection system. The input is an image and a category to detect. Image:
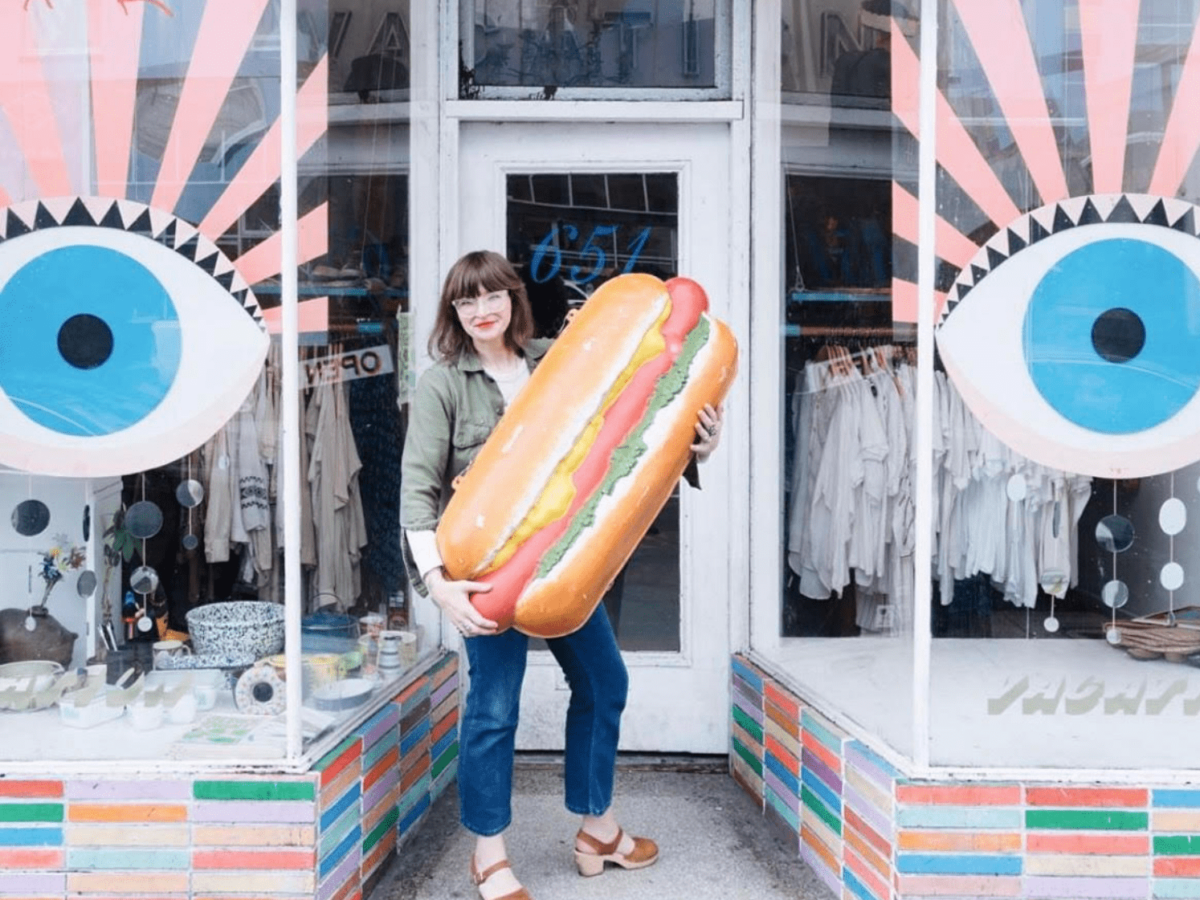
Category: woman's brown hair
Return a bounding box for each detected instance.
[428,250,534,362]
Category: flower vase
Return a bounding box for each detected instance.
[35,579,59,613]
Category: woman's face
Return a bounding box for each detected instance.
[454,287,512,348]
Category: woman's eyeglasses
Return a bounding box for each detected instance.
[452,290,509,314]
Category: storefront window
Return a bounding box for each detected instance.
[460,1,727,96]
[506,171,681,651]
[0,0,417,762]
[774,0,916,756]
[927,0,1200,770]
[768,0,1200,774]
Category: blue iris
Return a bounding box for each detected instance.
[1023,238,1200,435]
[0,245,181,436]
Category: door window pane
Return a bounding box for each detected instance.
[465,1,718,90]
[506,172,680,651]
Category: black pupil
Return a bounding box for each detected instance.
[1091,308,1145,364]
[253,683,275,703]
[57,314,113,370]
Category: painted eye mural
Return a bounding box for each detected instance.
[0,197,267,475]
[0,0,329,477]
[889,2,1200,478]
[937,194,1200,478]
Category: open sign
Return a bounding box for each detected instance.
[303,345,395,389]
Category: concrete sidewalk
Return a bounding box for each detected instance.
[370,756,832,900]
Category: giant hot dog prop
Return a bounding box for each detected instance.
[435,273,738,638]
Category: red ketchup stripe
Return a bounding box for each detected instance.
[471,289,705,627]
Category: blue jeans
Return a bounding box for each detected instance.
[458,605,629,837]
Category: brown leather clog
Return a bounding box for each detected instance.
[574,828,659,877]
[470,856,532,900]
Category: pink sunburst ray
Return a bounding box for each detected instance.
[89,0,145,198]
[0,7,72,199]
[150,0,272,215]
[199,56,329,242]
[951,0,1070,206]
[892,181,980,272]
[0,110,34,205]
[234,202,328,286]
[892,25,1022,230]
[892,277,948,324]
[1150,16,1200,198]
[261,295,328,336]
[36,5,92,198]
[1079,0,1140,194]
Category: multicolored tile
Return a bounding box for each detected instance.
[0,651,460,900]
[726,654,1200,900]
[730,655,766,807]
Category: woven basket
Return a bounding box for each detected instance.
[1105,620,1200,661]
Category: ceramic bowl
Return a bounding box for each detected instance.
[0,660,64,693]
[310,677,375,712]
[186,601,285,660]
[153,651,256,671]
[301,610,359,653]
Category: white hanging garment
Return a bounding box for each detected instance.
[204,427,233,564]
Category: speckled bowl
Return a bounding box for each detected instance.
[186,601,285,661]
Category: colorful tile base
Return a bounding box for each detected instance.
[0,651,459,900]
[730,653,1200,900]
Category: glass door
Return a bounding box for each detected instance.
[457,120,733,752]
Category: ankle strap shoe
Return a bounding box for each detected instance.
[574,828,659,877]
[469,856,532,900]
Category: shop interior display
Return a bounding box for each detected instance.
[779,173,1200,658]
[0,592,421,739]
[0,457,416,736]
[0,441,415,744]
[0,480,115,669]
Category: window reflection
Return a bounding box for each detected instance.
[465,1,717,91]
[329,4,411,101]
[781,0,915,105]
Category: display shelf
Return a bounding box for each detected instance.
[788,289,891,303]
[760,636,1200,772]
[253,284,409,299]
[0,649,444,772]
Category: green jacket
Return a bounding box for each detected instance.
[400,339,552,596]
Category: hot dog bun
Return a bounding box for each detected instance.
[436,273,738,637]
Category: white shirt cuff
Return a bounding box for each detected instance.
[407,530,443,580]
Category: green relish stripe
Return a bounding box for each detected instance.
[536,317,711,578]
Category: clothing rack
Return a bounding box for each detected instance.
[792,324,913,339]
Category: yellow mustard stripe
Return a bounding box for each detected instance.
[484,304,671,572]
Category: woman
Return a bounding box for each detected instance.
[400,250,722,900]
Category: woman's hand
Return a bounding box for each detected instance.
[690,403,724,463]
[425,568,499,637]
